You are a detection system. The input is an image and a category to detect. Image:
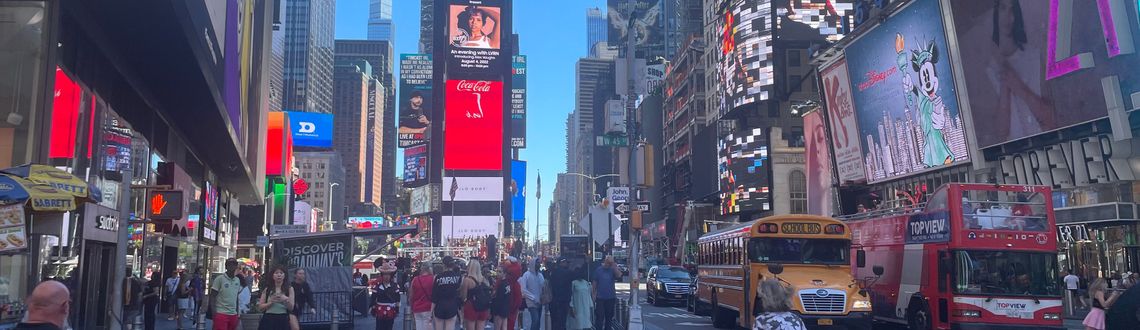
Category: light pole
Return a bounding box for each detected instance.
[328,182,340,231]
[564,172,619,281]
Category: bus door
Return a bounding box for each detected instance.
[935,249,951,327]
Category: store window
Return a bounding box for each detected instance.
[0,1,49,169]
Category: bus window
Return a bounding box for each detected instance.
[748,237,850,265]
[962,190,1048,232]
[953,250,1060,296]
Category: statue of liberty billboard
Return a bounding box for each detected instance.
[896,34,954,166]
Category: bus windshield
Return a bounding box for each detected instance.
[954,251,1060,297]
[748,238,849,265]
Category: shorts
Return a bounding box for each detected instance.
[212,313,239,330]
[178,298,192,310]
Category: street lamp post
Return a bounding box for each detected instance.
[564,172,619,281]
[328,182,340,230]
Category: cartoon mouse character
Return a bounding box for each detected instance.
[896,33,954,167]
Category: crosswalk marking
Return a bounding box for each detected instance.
[646,312,701,319]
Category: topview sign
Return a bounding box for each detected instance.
[286,111,334,148]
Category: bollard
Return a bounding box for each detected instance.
[330,308,339,330]
[617,299,629,329]
[195,309,206,330]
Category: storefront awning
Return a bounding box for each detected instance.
[1055,202,1139,226]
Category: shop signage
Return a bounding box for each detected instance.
[202,226,217,242]
[999,134,1139,189]
[256,236,269,247]
[1057,224,1090,243]
[271,224,308,235]
[148,190,184,220]
[96,215,118,232]
[905,211,951,244]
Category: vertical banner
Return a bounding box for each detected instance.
[399,54,433,147]
[444,80,504,171]
[804,111,832,216]
[511,160,526,222]
[272,234,353,321]
[511,56,527,148]
[820,58,866,183]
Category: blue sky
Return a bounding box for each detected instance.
[336,0,607,240]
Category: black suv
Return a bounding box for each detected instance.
[646,266,692,306]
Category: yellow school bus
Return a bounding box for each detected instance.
[695,215,872,329]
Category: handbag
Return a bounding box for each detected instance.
[372,303,399,320]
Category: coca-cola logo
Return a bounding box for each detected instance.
[455,80,493,92]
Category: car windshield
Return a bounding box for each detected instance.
[954,251,1061,297]
[657,268,690,279]
[748,238,849,265]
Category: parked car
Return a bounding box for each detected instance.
[646,266,692,306]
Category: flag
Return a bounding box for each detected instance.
[536,171,541,200]
[449,177,459,201]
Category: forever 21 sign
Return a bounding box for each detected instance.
[999,134,1139,189]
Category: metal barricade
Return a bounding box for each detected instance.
[296,291,355,326]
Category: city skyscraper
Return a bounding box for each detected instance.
[333,60,377,207]
[283,0,335,113]
[418,0,435,54]
[368,0,395,41]
[587,7,607,57]
[335,40,397,213]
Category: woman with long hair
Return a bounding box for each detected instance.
[258,266,295,330]
[408,262,436,330]
[752,279,805,329]
[175,271,191,329]
[462,260,491,330]
[1083,278,1121,330]
[372,261,401,330]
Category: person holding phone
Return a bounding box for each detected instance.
[258,266,295,330]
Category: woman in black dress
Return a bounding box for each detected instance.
[257,266,294,330]
[143,272,162,330]
[372,261,401,330]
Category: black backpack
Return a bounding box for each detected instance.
[469,277,493,312]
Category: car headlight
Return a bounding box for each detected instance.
[851,300,871,309]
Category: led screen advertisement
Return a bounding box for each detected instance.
[843,0,969,183]
[403,144,429,187]
[447,0,507,73]
[775,0,856,41]
[606,0,664,55]
[444,80,504,171]
[948,0,1140,148]
[821,58,866,183]
[286,111,334,148]
[718,0,774,113]
[511,55,527,148]
[510,160,526,222]
[719,128,771,215]
[399,54,433,147]
[804,111,832,216]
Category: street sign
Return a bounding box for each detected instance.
[271,224,308,235]
[255,236,269,247]
[596,135,628,147]
[607,187,630,203]
[613,202,650,215]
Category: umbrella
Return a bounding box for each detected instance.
[0,164,102,212]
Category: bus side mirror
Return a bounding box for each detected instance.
[873,265,884,276]
[856,250,866,268]
[768,263,784,275]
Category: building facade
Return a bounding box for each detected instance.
[295,151,347,225]
[368,0,395,41]
[333,60,374,209]
[587,7,607,57]
[334,40,397,214]
[283,0,336,113]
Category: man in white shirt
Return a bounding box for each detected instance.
[1064,269,1086,309]
[518,260,546,330]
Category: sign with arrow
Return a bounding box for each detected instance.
[613,202,650,215]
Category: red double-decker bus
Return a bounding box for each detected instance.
[843,183,1063,330]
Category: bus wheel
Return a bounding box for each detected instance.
[907,300,932,330]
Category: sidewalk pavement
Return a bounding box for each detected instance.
[151,312,385,330]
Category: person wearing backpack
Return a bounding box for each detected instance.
[462,260,492,330]
[431,257,464,330]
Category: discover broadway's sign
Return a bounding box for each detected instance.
[274,235,353,268]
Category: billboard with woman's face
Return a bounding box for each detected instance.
[448,1,506,73]
[948,0,1140,148]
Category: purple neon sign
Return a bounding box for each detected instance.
[1047,0,1136,80]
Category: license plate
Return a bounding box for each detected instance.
[817,319,833,326]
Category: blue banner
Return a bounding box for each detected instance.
[905,210,951,244]
[511,160,526,222]
[286,111,334,148]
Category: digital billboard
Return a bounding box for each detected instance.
[511,55,527,148]
[442,215,500,241]
[399,54,433,147]
[403,144,429,187]
[949,0,1140,148]
[285,111,333,148]
[606,0,664,56]
[844,0,970,183]
[804,111,832,216]
[447,0,507,73]
[775,0,856,41]
[444,80,504,171]
[718,128,771,215]
[718,0,775,113]
[821,58,866,183]
[442,177,504,202]
[510,160,526,222]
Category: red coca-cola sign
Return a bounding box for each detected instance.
[445,80,503,170]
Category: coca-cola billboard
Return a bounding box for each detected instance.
[445,79,504,170]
